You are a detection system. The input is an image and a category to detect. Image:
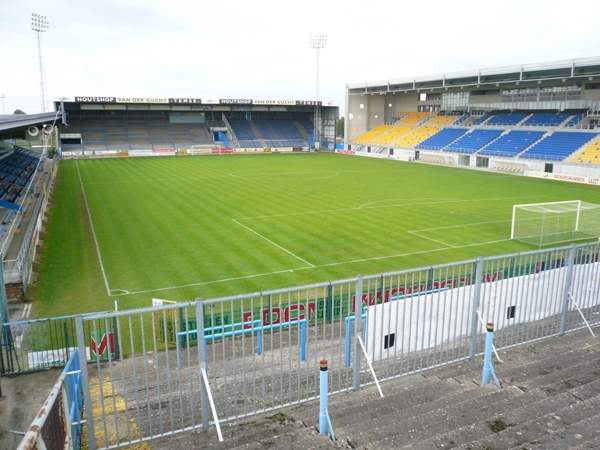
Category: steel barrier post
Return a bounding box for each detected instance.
[469,257,484,360]
[76,314,96,450]
[353,275,363,391]
[482,323,494,385]
[319,359,329,435]
[195,299,210,430]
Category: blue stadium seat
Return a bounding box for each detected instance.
[415,128,467,150]
[521,113,569,127]
[477,130,545,157]
[445,129,503,154]
[485,113,527,126]
[519,131,597,161]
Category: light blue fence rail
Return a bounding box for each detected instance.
[16,348,84,450]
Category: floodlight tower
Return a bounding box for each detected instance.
[31,14,49,113]
[1,95,4,115]
[310,35,327,150]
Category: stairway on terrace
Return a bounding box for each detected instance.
[150,326,599,449]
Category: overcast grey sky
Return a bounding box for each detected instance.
[1,0,599,116]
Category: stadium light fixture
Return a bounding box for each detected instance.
[309,34,327,150]
[31,13,49,112]
[310,35,327,101]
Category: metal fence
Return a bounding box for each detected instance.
[16,347,84,450]
[0,312,117,375]
[71,242,599,449]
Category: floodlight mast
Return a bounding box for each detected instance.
[310,34,327,101]
[31,13,49,113]
[310,35,327,150]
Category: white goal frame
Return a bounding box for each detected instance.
[511,200,600,247]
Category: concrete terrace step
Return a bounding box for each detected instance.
[296,376,482,431]
[330,384,520,450]
[330,333,600,449]
[292,374,447,424]
[424,332,597,382]
[142,328,600,449]
[149,410,345,450]
[410,361,600,450]
[408,387,549,450]
[428,336,598,388]
[462,395,600,450]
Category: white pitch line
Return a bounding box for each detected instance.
[239,194,546,221]
[291,237,515,270]
[407,230,455,248]
[110,267,307,297]
[232,219,315,267]
[76,161,112,296]
[410,219,511,233]
[111,237,514,297]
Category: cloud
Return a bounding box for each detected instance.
[1,0,598,116]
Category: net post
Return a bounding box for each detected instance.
[510,204,516,239]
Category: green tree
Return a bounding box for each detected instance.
[14,109,26,115]
[336,116,344,138]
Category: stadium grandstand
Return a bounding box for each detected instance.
[344,56,600,181]
[57,97,338,157]
[0,111,63,299]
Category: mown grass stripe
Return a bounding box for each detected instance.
[29,153,600,317]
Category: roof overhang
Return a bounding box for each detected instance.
[0,112,64,140]
[347,56,600,95]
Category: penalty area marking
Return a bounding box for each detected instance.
[110,236,512,297]
[408,219,513,248]
[232,219,315,268]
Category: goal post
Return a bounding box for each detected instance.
[511,200,600,247]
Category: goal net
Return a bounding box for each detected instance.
[511,200,600,247]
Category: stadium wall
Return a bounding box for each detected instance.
[337,149,600,186]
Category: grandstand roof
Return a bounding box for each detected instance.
[347,56,600,94]
[0,112,65,140]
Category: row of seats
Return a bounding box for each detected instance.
[520,132,597,161]
[0,150,39,205]
[478,131,545,157]
[355,114,462,147]
[67,117,215,150]
[228,118,312,148]
[446,129,503,154]
[354,112,600,163]
[571,140,600,164]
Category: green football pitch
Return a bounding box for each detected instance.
[30,153,600,318]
